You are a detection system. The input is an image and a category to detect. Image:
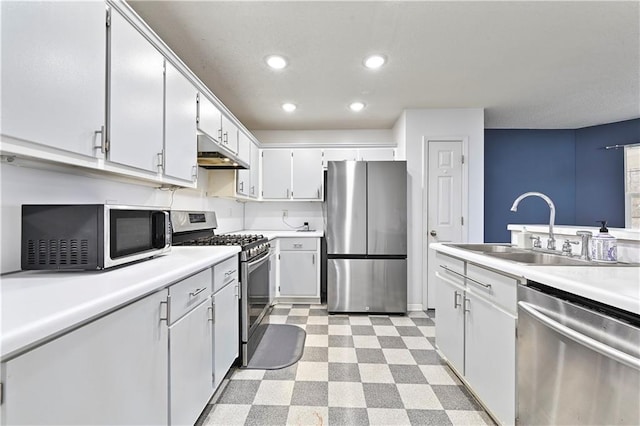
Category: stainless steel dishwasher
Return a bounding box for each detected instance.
[517,282,640,425]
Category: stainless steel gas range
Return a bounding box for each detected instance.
[170,210,272,367]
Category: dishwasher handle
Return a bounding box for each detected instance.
[518,301,640,371]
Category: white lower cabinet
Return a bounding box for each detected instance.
[278,238,319,299]
[434,252,518,425]
[464,291,516,425]
[169,298,214,426]
[433,272,465,374]
[3,291,169,425]
[213,279,239,390]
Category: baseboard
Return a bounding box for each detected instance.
[407,303,424,312]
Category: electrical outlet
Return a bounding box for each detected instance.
[282,209,288,218]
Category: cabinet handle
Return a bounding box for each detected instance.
[157,151,164,172]
[160,297,171,323]
[286,188,290,198]
[93,125,106,154]
[235,285,239,298]
[189,287,207,297]
[224,132,228,144]
[251,186,255,195]
[218,128,223,142]
[464,297,471,313]
[294,243,303,249]
[209,304,215,323]
[317,188,320,199]
[191,165,198,181]
[454,291,461,309]
[312,254,315,264]
[239,181,244,191]
[440,264,492,289]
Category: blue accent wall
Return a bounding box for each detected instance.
[484,130,576,243]
[484,119,639,242]
[575,119,640,228]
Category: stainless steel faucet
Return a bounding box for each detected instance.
[510,192,556,251]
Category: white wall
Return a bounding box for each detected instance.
[253,129,395,147]
[399,108,485,309]
[0,163,244,273]
[244,201,324,231]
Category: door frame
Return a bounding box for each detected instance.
[422,136,469,310]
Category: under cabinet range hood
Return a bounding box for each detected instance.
[197,133,249,169]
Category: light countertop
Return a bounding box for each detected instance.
[0,246,239,360]
[230,230,324,240]
[431,243,640,315]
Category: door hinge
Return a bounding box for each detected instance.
[461,216,464,226]
[261,151,264,157]
[105,9,111,27]
[461,155,465,164]
[0,382,3,405]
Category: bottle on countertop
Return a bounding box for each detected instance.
[591,220,617,263]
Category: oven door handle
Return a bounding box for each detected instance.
[247,249,271,272]
[518,301,640,370]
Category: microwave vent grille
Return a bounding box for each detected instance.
[27,239,89,266]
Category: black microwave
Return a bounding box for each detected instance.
[21,204,171,270]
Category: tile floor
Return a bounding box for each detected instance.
[196,304,494,426]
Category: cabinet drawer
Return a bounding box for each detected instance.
[280,238,318,251]
[436,252,465,286]
[466,263,518,314]
[168,268,212,324]
[213,255,239,293]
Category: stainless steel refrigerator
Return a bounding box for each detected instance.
[326,161,407,313]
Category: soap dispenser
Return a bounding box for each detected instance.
[591,220,617,263]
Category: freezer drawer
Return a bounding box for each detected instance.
[328,258,406,313]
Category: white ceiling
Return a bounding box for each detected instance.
[129,1,640,131]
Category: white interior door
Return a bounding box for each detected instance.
[425,140,464,309]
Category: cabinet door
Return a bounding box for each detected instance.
[322,149,358,167]
[433,272,465,374]
[236,133,251,196]
[280,251,318,297]
[1,2,105,157]
[464,291,516,425]
[262,149,292,199]
[221,115,238,154]
[250,143,260,198]
[164,62,198,182]
[169,298,214,426]
[4,291,168,425]
[358,148,395,161]
[213,280,240,389]
[292,149,323,199]
[197,95,222,142]
[109,10,164,173]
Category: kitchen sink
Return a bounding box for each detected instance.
[484,251,589,265]
[446,243,638,266]
[446,243,520,253]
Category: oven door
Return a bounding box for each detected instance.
[241,249,271,343]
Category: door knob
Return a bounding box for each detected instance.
[430,230,437,237]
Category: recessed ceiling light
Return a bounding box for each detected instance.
[364,54,386,69]
[282,103,296,112]
[266,55,287,69]
[350,102,365,112]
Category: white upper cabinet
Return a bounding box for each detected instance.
[236,132,251,196]
[164,61,198,182]
[221,115,238,154]
[109,9,164,173]
[358,148,396,161]
[0,1,105,157]
[292,149,323,199]
[262,149,292,199]
[250,144,260,198]
[197,95,222,143]
[322,149,358,167]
